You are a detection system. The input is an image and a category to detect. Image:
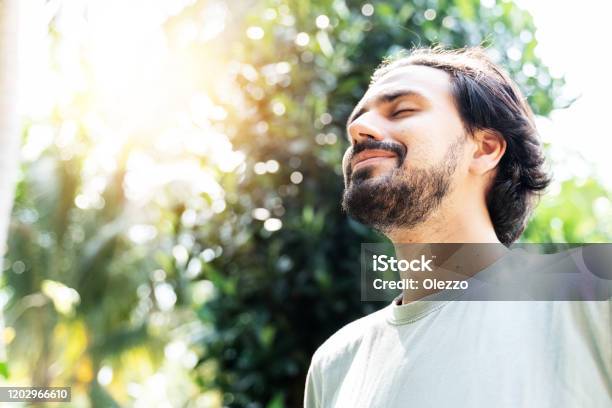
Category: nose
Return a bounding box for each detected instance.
[347,112,385,145]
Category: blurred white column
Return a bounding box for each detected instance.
[0,0,19,260]
[0,0,20,364]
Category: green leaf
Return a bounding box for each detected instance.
[0,361,9,379]
[455,0,476,21]
[266,392,285,408]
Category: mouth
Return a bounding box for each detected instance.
[352,149,397,172]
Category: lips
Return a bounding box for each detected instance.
[352,149,397,171]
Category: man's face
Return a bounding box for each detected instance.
[341,64,469,232]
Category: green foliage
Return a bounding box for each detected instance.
[5,142,163,393]
[0,361,9,379]
[524,178,612,242]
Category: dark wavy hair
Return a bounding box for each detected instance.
[371,47,550,245]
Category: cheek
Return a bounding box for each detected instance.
[397,126,439,168]
[400,115,463,167]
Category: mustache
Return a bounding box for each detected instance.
[346,140,407,177]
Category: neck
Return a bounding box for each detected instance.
[386,198,507,304]
[386,194,499,244]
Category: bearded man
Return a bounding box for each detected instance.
[304,47,611,408]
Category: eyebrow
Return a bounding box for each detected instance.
[346,89,427,126]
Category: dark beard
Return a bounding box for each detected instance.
[342,140,462,232]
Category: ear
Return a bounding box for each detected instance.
[469,129,506,175]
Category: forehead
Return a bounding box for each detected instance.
[354,64,454,113]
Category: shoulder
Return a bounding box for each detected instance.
[310,305,389,371]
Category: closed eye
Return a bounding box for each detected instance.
[392,109,417,117]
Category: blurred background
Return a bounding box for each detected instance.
[1,0,611,407]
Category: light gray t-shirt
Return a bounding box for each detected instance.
[304,251,611,407]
